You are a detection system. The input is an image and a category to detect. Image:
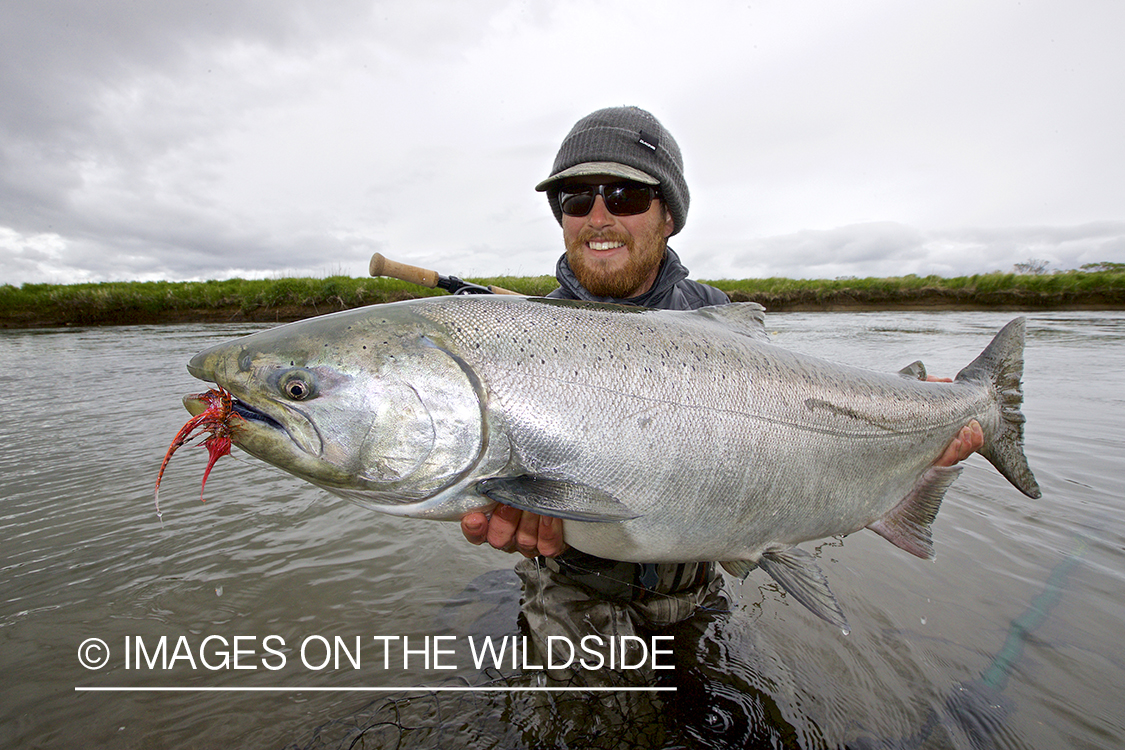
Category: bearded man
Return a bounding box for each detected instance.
[460,106,983,675]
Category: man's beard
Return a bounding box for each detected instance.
[565,225,666,299]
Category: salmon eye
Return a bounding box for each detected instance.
[278,369,316,400]
[284,380,310,399]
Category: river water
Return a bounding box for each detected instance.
[1,310,1122,749]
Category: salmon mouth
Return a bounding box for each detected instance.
[229,396,284,431]
[184,391,284,433]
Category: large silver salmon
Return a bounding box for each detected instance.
[183,296,1040,630]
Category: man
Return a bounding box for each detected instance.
[460,106,983,669]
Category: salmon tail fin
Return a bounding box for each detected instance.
[955,318,1042,499]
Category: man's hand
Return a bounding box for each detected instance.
[924,376,985,468]
[935,420,984,467]
[460,505,568,558]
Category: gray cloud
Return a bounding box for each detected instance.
[2,1,1122,286]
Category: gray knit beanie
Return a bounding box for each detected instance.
[535,106,689,236]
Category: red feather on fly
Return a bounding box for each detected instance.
[155,386,243,514]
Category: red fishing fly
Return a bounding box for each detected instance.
[154,386,244,513]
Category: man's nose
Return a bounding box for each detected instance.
[587,195,615,228]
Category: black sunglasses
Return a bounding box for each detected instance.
[557,181,660,217]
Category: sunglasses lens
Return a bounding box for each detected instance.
[559,190,595,217]
[605,184,654,215]
[558,183,656,217]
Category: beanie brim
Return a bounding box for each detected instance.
[535,161,659,192]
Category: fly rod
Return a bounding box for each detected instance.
[369,253,519,296]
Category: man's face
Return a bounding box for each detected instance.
[559,176,674,299]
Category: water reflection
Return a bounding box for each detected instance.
[2,313,1123,749]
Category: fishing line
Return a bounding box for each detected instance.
[854,531,1092,750]
[978,533,1089,692]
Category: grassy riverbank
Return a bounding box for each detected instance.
[2,270,1123,328]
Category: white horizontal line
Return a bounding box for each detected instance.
[75,686,675,693]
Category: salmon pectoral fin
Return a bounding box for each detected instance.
[476,476,639,522]
[758,547,850,635]
[867,464,962,560]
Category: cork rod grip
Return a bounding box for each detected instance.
[368,253,440,288]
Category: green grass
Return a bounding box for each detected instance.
[705,271,1125,296]
[0,276,434,317]
[1,271,1122,328]
[706,271,1125,307]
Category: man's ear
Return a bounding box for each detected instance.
[663,205,675,238]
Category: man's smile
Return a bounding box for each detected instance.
[588,240,627,252]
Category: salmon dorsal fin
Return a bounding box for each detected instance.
[867,465,962,560]
[692,302,769,342]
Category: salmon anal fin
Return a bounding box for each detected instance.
[867,464,962,560]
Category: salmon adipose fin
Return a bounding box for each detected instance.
[955,317,1042,499]
[898,360,928,380]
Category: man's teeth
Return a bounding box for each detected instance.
[589,241,625,251]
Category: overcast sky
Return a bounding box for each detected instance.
[2,0,1123,286]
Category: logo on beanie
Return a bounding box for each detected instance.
[637,129,659,152]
